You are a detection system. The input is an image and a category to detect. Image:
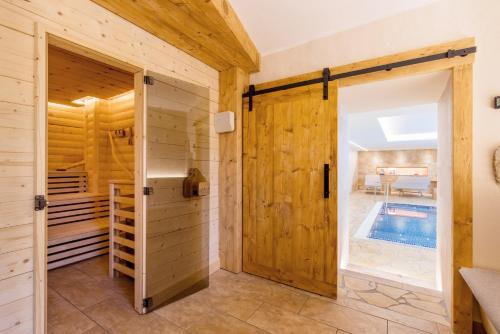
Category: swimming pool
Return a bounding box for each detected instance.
[356,202,437,248]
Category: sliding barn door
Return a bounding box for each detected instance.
[243,82,338,298]
[142,71,211,311]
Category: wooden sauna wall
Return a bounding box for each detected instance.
[108,91,135,184]
[85,99,110,194]
[0,1,219,332]
[48,104,86,171]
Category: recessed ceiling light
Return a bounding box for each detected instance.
[72,96,97,105]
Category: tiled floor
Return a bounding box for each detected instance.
[348,191,437,287]
[48,256,451,334]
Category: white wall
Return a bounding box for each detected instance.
[437,78,452,312]
[0,1,220,331]
[252,0,500,272]
[348,148,359,192]
[337,108,350,269]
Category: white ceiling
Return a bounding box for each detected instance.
[349,105,438,151]
[341,72,451,151]
[340,71,451,113]
[230,0,438,55]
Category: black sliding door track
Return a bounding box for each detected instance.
[243,46,476,111]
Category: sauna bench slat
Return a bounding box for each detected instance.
[48,217,108,246]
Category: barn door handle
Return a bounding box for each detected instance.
[324,164,330,198]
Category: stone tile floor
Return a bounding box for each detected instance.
[48,255,451,334]
[348,191,438,287]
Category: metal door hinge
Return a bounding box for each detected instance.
[143,297,153,308]
[144,75,154,85]
[34,195,48,211]
[143,187,154,196]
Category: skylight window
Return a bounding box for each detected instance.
[377,112,437,142]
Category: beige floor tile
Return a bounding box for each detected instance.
[47,289,97,334]
[388,304,448,325]
[73,256,109,282]
[186,312,266,334]
[52,279,116,310]
[343,275,376,291]
[85,296,185,334]
[357,291,399,308]
[335,296,438,334]
[404,298,447,316]
[155,292,263,333]
[197,284,263,320]
[248,303,337,334]
[48,259,450,334]
[48,266,93,288]
[82,325,109,334]
[154,293,216,329]
[376,284,409,300]
[388,321,431,333]
[300,297,387,334]
[211,270,308,313]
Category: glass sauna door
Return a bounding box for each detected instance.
[143,71,211,311]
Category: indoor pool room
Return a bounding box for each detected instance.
[363,202,437,248]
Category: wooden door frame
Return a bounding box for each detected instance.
[34,24,146,333]
[237,37,474,333]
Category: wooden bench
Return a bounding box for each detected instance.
[48,171,88,195]
[47,192,110,270]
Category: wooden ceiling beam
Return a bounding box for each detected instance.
[92,0,260,73]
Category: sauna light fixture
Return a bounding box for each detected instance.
[349,140,368,151]
[147,173,188,178]
[72,96,97,105]
[48,102,75,109]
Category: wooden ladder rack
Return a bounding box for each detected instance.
[109,180,135,279]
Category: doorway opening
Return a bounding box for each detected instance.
[46,43,138,321]
[338,71,452,321]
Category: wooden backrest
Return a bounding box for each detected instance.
[47,193,109,227]
[48,171,88,195]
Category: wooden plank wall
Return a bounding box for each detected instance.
[0,5,36,332]
[47,104,86,171]
[0,0,220,332]
[108,91,135,182]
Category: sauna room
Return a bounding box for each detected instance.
[46,44,136,302]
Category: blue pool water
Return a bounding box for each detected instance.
[368,203,437,248]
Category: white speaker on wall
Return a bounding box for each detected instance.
[214,111,235,133]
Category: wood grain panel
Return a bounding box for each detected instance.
[91,0,259,72]
[47,104,85,171]
[452,64,473,334]
[218,67,248,273]
[0,272,33,306]
[0,295,33,333]
[0,248,33,281]
[48,45,134,106]
[243,82,338,298]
